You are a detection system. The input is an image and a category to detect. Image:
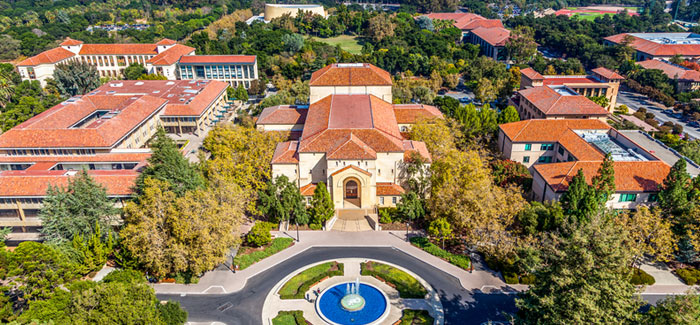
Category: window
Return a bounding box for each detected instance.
[538,156,552,163]
[523,156,530,163]
[648,193,659,202]
[619,193,637,202]
[558,147,565,155]
[380,197,384,205]
[524,144,532,151]
[540,144,554,151]
[392,197,397,204]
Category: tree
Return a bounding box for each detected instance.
[53,61,100,96]
[257,175,307,225]
[135,128,205,197]
[588,95,610,108]
[428,218,452,249]
[367,13,395,42]
[474,77,497,103]
[416,16,434,31]
[124,63,147,80]
[658,159,693,220]
[591,153,615,204]
[0,35,20,60]
[39,170,118,244]
[8,242,78,300]
[396,191,425,222]
[515,214,641,324]
[310,182,334,226]
[516,201,564,235]
[641,292,700,324]
[560,169,599,223]
[121,178,245,277]
[408,117,459,159]
[232,83,248,102]
[497,105,520,124]
[505,26,538,64]
[282,33,304,53]
[614,207,676,267]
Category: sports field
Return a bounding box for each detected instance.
[556,6,639,21]
[310,35,363,54]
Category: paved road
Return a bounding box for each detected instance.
[158,247,518,325]
[617,90,700,140]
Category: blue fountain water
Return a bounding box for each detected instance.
[317,283,387,325]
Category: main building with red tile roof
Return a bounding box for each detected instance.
[422,12,504,36]
[511,85,610,120]
[257,64,443,209]
[497,119,672,209]
[17,38,258,89]
[604,33,700,61]
[636,59,700,92]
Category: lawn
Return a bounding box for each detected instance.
[271,310,307,325]
[309,35,363,54]
[278,261,344,299]
[410,236,471,270]
[233,237,294,270]
[361,261,428,299]
[399,310,434,325]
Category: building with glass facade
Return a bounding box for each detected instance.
[177,55,258,88]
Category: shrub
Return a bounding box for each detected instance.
[279,262,344,299]
[272,310,306,325]
[379,209,392,224]
[410,237,471,269]
[630,268,655,285]
[158,301,188,325]
[378,207,398,221]
[676,268,700,285]
[309,223,322,230]
[101,269,145,284]
[234,237,294,270]
[361,261,427,298]
[399,309,434,325]
[247,221,275,247]
[504,272,519,284]
[519,274,536,285]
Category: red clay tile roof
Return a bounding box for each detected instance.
[0,170,138,197]
[0,95,167,149]
[592,67,625,80]
[146,44,195,66]
[300,183,317,196]
[309,63,392,86]
[518,86,609,117]
[604,33,700,57]
[156,38,177,45]
[178,55,256,64]
[423,13,502,31]
[271,141,299,164]
[533,161,670,192]
[79,43,160,55]
[376,182,405,196]
[521,68,543,80]
[18,47,75,66]
[499,119,610,143]
[637,59,700,82]
[462,19,504,30]
[393,104,443,124]
[330,165,371,177]
[470,27,510,46]
[0,152,151,164]
[60,37,83,46]
[327,133,377,160]
[403,140,432,163]
[542,76,602,85]
[94,80,228,117]
[257,106,307,125]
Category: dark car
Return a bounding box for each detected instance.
[689,121,700,128]
[459,97,472,103]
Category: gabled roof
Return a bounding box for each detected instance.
[376,183,405,196]
[271,141,299,164]
[499,119,610,143]
[257,106,307,125]
[518,86,609,117]
[423,13,503,31]
[146,44,195,66]
[309,63,392,86]
[591,67,625,80]
[393,104,443,124]
[521,67,543,80]
[18,47,75,66]
[327,133,377,160]
[330,164,371,177]
[637,59,700,82]
[179,55,256,64]
[604,33,700,57]
[533,161,670,192]
[403,140,432,163]
[60,37,83,46]
[470,27,510,46]
[79,43,160,55]
[300,183,317,196]
[0,170,138,197]
[156,38,177,45]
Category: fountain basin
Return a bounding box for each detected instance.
[316,282,389,325]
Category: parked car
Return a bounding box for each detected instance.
[688,121,699,128]
[459,97,472,103]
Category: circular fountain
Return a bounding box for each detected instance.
[316,278,389,325]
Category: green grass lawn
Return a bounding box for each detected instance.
[361,261,428,299]
[278,261,344,299]
[233,237,294,270]
[410,236,471,270]
[271,310,306,325]
[399,310,434,325]
[310,35,363,54]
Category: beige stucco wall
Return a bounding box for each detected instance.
[330,168,373,209]
[272,164,298,184]
[264,4,326,21]
[309,85,392,104]
[18,63,59,87]
[115,110,163,149]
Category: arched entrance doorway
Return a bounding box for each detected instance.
[343,178,361,208]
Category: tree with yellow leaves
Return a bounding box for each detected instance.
[408,117,460,160]
[614,207,677,268]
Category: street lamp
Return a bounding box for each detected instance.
[405,222,410,242]
[296,221,300,242]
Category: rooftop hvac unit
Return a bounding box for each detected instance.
[110,82,123,87]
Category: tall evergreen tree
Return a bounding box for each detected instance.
[659,159,693,218]
[592,153,615,203]
[134,128,204,197]
[258,175,306,224]
[497,105,520,124]
[53,61,100,97]
[40,170,117,243]
[310,182,334,226]
[560,169,598,223]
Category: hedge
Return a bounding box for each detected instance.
[271,310,307,325]
[399,309,434,325]
[361,261,427,298]
[234,237,294,270]
[676,268,700,285]
[278,262,344,299]
[410,237,471,270]
[630,268,655,285]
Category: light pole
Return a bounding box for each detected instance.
[296,221,300,242]
[405,222,409,242]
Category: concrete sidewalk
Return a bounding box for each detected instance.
[153,231,511,295]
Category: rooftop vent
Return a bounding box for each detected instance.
[135,81,144,86]
[166,81,175,85]
[152,90,160,94]
[64,170,78,176]
[337,63,365,68]
[106,90,116,94]
[110,82,123,87]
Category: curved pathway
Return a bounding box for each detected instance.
[157,247,517,324]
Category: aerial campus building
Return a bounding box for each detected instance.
[423,12,510,60]
[256,63,443,209]
[0,80,231,243]
[636,59,700,93]
[17,38,258,88]
[604,32,700,61]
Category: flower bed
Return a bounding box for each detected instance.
[361,261,427,299]
[278,261,344,299]
[234,237,294,270]
[410,237,471,270]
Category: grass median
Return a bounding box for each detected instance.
[279,261,344,299]
[410,236,471,270]
[361,261,427,298]
[271,310,307,325]
[234,237,294,270]
[399,310,434,325]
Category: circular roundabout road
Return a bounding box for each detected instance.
[157,247,517,325]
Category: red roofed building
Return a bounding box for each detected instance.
[518,67,623,111]
[257,64,443,209]
[511,85,610,120]
[422,12,504,39]
[604,33,700,61]
[468,26,511,60]
[637,59,700,92]
[497,119,671,209]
